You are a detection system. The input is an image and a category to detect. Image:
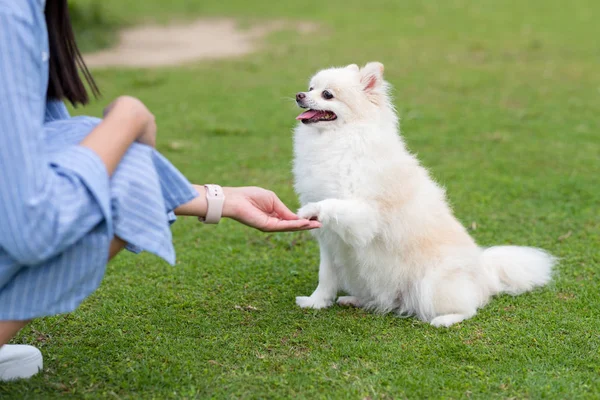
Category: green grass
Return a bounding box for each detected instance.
[68,0,118,52]
[2,0,600,398]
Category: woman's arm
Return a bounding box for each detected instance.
[80,96,154,176]
[175,186,321,232]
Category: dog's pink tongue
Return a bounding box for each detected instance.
[296,110,319,120]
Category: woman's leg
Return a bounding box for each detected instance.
[0,237,127,347]
[109,236,127,260]
[0,321,29,347]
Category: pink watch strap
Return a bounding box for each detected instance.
[199,184,225,224]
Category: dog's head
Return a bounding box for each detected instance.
[295,62,390,128]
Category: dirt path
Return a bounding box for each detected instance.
[83,18,317,68]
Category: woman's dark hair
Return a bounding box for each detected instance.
[45,0,99,106]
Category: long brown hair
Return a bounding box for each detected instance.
[45,0,99,106]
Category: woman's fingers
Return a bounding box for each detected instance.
[270,193,300,221]
[263,218,321,232]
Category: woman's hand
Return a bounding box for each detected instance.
[222,187,321,232]
[103,96,156,148]
[82,96,156,175]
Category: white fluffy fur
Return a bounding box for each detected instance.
[292,62,556,327]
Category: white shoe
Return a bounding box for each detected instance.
[0,345,43,381]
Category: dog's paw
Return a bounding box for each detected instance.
[296,296,333,309]
[297,202,323,222]
[337,296,362,308]
[430,313,469,328]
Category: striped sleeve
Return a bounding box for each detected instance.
[0,11,112,265]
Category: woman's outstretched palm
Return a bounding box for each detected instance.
[223,187,321,232]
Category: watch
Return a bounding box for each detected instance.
[199,184,225,224]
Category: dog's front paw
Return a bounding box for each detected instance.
[296,295,333,309]
[297,202,324,222]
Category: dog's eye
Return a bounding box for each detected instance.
[309,87,314,91]
[322,90,334,100]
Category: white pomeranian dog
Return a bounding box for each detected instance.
[292,62,555,327]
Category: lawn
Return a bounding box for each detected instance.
[2,0,599,398]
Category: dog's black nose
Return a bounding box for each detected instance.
[296,92,306,101]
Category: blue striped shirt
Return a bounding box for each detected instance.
[0,0,112,266]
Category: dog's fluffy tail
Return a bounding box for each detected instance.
[482,246,556,295]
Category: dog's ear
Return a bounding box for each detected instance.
[360,62,384,92]
[345,64,359,72]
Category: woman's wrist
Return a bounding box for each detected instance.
[183,185,237,222]
[221,187,238,219]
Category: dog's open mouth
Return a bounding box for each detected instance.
[296,109,337,124]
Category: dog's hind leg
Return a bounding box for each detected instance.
[427,267,482,327]
[430,311,476,327]
[337,296,363,308]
